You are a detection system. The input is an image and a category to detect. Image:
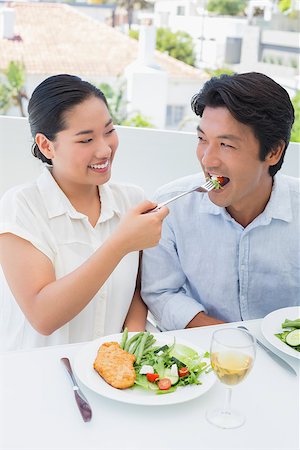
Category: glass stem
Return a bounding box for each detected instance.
[223,387,232,414]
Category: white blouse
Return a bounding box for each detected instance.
[0,168,145,352]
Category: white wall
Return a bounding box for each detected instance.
[0,116,299,199]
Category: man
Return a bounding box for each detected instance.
[141,72,299,330]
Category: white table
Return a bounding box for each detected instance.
[0,320,299,450]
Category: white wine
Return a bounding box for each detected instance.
[211,351,253,385]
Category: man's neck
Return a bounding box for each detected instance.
[226,178,274,228]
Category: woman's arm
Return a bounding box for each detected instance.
[123,255,147,332]
[0,201,168,335]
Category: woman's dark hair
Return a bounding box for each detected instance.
[28,74,108,165]
[191,72,295,177]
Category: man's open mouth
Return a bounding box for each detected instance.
[209,174,230,188]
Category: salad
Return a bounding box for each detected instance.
[275,318,300,353]
[120,329,211,395]
[209,175,229,190]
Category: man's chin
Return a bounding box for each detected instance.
[208,192,231,208]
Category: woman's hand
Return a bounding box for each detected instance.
[111,200,169,255]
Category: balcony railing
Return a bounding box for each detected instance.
[0,115,299,198]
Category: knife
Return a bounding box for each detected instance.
[61,357,92,422]
[237,326,297,376]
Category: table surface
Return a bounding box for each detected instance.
[0,319,299,450]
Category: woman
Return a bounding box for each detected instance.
[0,74,168,351]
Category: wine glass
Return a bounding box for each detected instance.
[206,327,256,429]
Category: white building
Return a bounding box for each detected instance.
[154,0,300,95]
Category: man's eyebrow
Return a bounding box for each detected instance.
[74,119,113,136]
[217,134,242,142]
[196,127,241,142]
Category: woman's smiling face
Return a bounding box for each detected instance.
[49,95,118,190]
[197,106,274,224]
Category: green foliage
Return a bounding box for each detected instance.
[122,113,154,128]
[207,0,246,15]
[99,81,127,125]
[0,83,11,113]
[129,29,139,40]
[129,27,196,66]
[205,67,234,77]
[291,91,300,143]
[156,28,196,66]
[278,0,291,12]
[0,61,27,116]
[97,81,154,128]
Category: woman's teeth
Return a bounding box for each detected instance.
[89,161,109,169]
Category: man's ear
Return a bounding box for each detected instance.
[35,133,55,160]
[267,141,285,167]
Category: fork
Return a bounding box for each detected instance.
[146,179,215,213]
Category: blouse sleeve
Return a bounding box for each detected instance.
[0,187,56,263]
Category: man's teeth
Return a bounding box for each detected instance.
[89,161,109,169]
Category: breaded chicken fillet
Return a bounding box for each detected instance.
[93,342,136,389]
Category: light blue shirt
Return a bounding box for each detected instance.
[141,173,300,331]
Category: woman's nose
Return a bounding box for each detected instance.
[94,139,112,158]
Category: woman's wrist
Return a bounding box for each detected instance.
[104,232,129,259]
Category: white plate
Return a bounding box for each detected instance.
[261,306,300,359]
[73,333,216,406]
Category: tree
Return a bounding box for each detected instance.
[207,0,246,16]
[278,0,291,13]
[122,112,154,128]
[98,81,154,128]
[156,28,196,66]
[99,81,127,125]
[291,91,300,143]
[205,67,234,77]
[104,0,151,29]
[0,61,28,116]
[129,28,196,67]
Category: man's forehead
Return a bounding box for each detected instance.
[198,106,253,139]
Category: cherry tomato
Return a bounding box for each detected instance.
[146,373,159,382]
[157,378,172,390]
[178,367,190,378]
[217,176,225,186]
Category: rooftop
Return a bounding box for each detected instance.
[0,2,205,80]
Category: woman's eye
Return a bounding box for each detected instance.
[79,138,93,144]
[106,128,115,135]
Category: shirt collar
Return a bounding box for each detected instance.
[37,167,121,222]
[262,173,293,223]
[198,173,292,223]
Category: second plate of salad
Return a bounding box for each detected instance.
[73,332,216,406]
[261,306,300,359]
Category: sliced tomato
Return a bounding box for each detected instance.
[178,367,190,378]
[146,373,159,382]
[157,378,172,390]
[217,176,225,186]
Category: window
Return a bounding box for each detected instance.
[166,105,185,127]
[177,6,185,16]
